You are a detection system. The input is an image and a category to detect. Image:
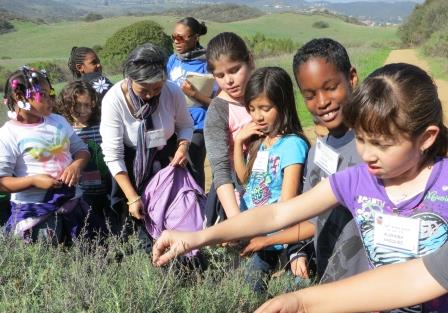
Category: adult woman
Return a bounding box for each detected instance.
[100,43,193,227]
[167,17,213,189]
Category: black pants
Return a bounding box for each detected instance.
[188,130,206,190]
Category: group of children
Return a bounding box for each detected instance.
[1,18,447,312]
[0,47,113,241]
[153,31,448,313]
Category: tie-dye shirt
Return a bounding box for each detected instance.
[0,114,88,204]
[329,157,448,313]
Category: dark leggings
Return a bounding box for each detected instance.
[188,130,206,190]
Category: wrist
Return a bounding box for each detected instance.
[177,141,189,149]
[127,196,141,206]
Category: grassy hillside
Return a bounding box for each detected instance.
[0,13,398,69]
[0,13,398,127]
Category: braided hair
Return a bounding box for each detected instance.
[68,46,96,78]
[3,66,54,112]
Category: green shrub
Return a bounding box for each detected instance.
[0,19,14,34]
[100,20,172,75]
[245,33,296,58]
[423,28,448,58]
[84,13,103,22]
[399,0,448,46]
[0,233,304,312]
[312,21,330,29]
[27,61,69,84]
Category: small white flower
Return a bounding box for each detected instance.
[92,78,110,94]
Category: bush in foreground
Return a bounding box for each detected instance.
[0,232,306,312]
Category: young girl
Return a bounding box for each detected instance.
[233,67,309,291]
[56,81,110,233]
[0,67,90,243]
[204,32,254,223]
[154,63,448,312]
[68,46,112,99]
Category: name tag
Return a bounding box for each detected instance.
[252,151,269,173]
[314,139,340,175]
[81,170,101,186]
[374,213,420,254]
[145,129,166,149]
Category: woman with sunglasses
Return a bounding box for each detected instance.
[167,17,214,190]
[100,43,193,245]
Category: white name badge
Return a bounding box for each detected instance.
[252,151,269,173]
[314,139,340,175]
[145,129,167,149]
[374,213,420,254]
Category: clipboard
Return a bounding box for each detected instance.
[184,72,215,106]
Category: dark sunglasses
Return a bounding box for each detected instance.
[171,33,194,43]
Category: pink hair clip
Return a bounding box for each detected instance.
[34,92,41,103]
[11,79,18,89]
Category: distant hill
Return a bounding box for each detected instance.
[0,0,417,24]
[157,4,264,22]
[0,0,86,22]
[325,1,417,24]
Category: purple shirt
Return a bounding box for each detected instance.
[330,158,448,313]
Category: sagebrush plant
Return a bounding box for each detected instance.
[0,229,306,312]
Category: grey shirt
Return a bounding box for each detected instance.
[424,243,448,290]
[303,129,370,282]
[204,97,250,189]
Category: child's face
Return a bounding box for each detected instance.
[78,52,102,75]
[355,130,427,184]
[26,81,54,119]
[71,93,93,126]
[295,57,357,135]
[212,56,252,102]
[248,94,279,135]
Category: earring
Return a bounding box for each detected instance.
[17,100,31,111]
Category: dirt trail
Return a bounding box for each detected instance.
[384,49,448,125]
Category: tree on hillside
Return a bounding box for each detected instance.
[399,0,448,46]
[100,20,172,74]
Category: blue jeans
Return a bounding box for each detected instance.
[245,249,286,293]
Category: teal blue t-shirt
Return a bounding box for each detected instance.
[242,134,308,208]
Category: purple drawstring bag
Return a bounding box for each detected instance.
[142,165,206,255]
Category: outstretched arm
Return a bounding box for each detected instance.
[153,178,338,266]
[255,257,447,313]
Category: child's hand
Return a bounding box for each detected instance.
[32,174,63,190]
[152,230,198,266]
[235,122,265,144]
[59,163,82,187]
[254,291,305,313]
[240,236,269,256]
[290,256,310,278]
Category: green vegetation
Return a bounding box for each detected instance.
[245,33,296,59]
[0,12,397,126]
[27,60,69,84]
[100,20,172,74]
[312,21,330,29]
[0,232,307,312]
[0,19,15,34]
[157,4,264,23]
[84,13,104,22]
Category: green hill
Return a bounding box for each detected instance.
[0,12,397,68]
[0,12,398,127]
